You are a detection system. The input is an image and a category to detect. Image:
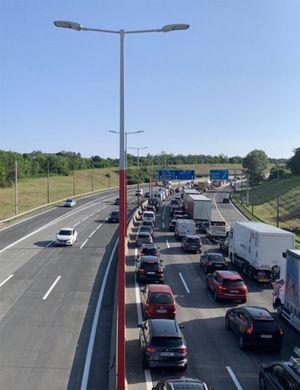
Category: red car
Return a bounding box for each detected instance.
[206,270,247,303]
[141,284,176,319]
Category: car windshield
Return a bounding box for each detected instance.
[253,320,278,332]
[151,337,183,348]
[66,199,72,202]
[208,254,225,263]
[187,238,200,244]
[222,279,244,287]
[149,293,173,304]
[59,230,72,236]
[138,233,150,239]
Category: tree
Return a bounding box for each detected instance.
[287,147,300,175]
[242,150,269,184]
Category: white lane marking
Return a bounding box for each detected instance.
[80,239,88,249]
[179,272,190,294]
[166,239,170,248]
[42,276,61,300]
[89,230,96,239]
[46,240,54,247]
[144,369,153,390]
[212,193,226,222]
[96,218,108,230]
[226,366,244,390]
[0,274,14,288]
[73,221,80,227]
[162,222,165,228]
[81,216,89,222]
[80,239,118,390]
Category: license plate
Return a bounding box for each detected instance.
[260,334,272,339]
[230,290,239,293]
[215,264,223,267]
[161,352,174,357]
[147,272,155,274]
[157,309,167,313]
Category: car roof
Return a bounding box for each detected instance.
[147,284,173,294]
[207,252,223,256]
[140,243,156,249]
[215,270,241,279]
[243,306,273,320]
[162,377,207,389]
[149,319,181,337]
[60,227,73,231]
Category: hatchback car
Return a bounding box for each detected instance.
[135,232,153,248]
[138,225,154,238]
[139,319,188,369]
[152,377,210,390]
[138,243,160,258]
[206,270,247,303]
[200,252,228,273]
[259,347,300,389]
[64,198,76,207]
[181,235,202,253]
[222,198,230,203]
[109,210,119,223]
[55,227,77,246]
[141,284,176,319]
[225,306,283,351]
[135,256,164,283]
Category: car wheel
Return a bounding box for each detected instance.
[225,315,230,330]
[239,335,246,350]
[214,290,219,302]
[259,374,267,390]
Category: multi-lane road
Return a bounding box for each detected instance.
[126,188,299,390]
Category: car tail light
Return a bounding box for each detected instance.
[139,268,144,272]
[145,347,157,353]
[246,322,253,334]
[278,326,284,336]
[207,262,212,267]
[177,347,188,353]
[158,267,163,273]
[218,285,226,291]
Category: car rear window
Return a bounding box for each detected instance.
[208,254,225,263]
[222,279,244,287]
[253,320,278,332]
[151,337,182,348]
[149,293,173,304]
[143,249,157,256]
[59,230,72,235]
[187,238,200,244]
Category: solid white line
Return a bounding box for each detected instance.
[89,230,96,239]
[81,216,89,222]
[144,369,153,390]
[166,239,170,248]
[42,276,61,300]
[80,239,88,249]
[226,366,244,390]
[162,222,165,228]
[46,240,54,247]
[80,239,118,390]
[0,274,14,288]
[212,193,226,222]
[179,272,190,294]
[73,221,80,227]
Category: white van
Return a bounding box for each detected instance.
[142,210,156,224]
[175,219,196,240]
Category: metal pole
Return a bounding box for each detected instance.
[15,160,18,215]
[246,174,249,205]
[276,169,280,227]
[91,166,94,192]
[117,29,126,390]
[73,161,76,196]
[47,161,50,203]
[251,171,254,215]
[137,149,140,208]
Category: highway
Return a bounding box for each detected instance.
[126,188,299,390]
[0,188,139,390]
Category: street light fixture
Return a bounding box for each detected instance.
[54,20,189,390]
[128,146,148,207]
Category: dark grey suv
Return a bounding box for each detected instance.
[139,319,188,369]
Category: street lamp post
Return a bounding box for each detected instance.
[129,146,148,207]
[54,20,189,390]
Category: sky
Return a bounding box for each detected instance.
[1,0,300,160]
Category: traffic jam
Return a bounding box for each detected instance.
[126,181,300,390]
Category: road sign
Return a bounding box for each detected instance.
[158,170,195,181]
[209,169,229,181]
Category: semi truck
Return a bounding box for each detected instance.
[228,221,295,283]
[183,189,200,210]
[273,249,300,332]
[174,219,196,241]
[185,194,211,225]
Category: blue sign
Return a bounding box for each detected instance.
[209,169,229,181]
[158,170,195,181]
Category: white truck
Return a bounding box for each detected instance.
[273,249,300,332]
[185,194,211,224]
[228,221,295,283]
[174,219,196,241]
[183,189,200,210]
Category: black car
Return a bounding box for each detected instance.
[114,198,119,205]
[152,377,210,390]
[225,306,283,351]
[139,225,154,238]
[141,220,155,229]
[181,235,202,253]
[135,256,164,283]
[169,219,176,232]
[200,252,228,273]
[222,198,230,203]
[139,319,188,369]
[144,191,150,198]
[108,210,119,223]
[259,347,300,389]
[138,243,160,257]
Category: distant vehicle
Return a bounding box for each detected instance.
[152,377,210,390]
[138,243,160,258]
[225,306,283,351]
[64,198,76,207]
[55,227,77,246]
[181,235,202,253]
[259,347,300,389]
[200,252,228,273]
[108,210,119,223]
[219,236,229,256]
[135,232,153,248]
[144,191,150,198]
[138,319,188,369]
[142,210,156,224]
[138,225,154,238]
[148,197,159,211]
[136,189,143,196]
[169,219,176,232]
[145,205,156,213]
[141,284,176,319]
[222,198,230,203]
[135,256,164,284]
[175,219,196,241]
[114,198,120,205]
[206,270,247,303]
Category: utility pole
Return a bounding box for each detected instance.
[15,160,18,215]
[47,161,50,203]
[276,169,280,227]
[251,171,254,215]
[73,160,76,196]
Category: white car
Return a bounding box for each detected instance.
[64,198,76,207]
[136,189,143,196]
[55,227,77,246]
